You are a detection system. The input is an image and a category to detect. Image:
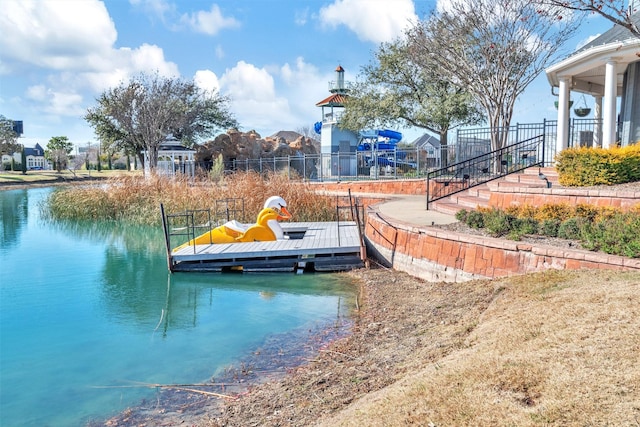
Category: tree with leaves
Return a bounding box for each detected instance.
[340,34,484,167]
[20,146,27,175]
[46,136,74,172]
[85,72,238,171]
[0,115,19,155]
[535,0,639,37]
[409,0,579,161]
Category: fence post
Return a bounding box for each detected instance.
[542,119,547,167]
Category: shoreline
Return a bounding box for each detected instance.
[92,305,357,426]
[97,266,500,426]
[0,175,110,191]
[102,267,640,426]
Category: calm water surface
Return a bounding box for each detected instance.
[0,187,356,426]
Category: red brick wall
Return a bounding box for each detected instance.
[488,188,640,211]
[310,179,425,195]
[365,205,640,281]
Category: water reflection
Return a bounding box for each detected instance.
[154,272,357,338]
[1,188,357,427]
[0,189,28,249]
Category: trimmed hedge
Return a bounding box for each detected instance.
[555,144,640,186]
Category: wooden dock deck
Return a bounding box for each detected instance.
[168,221,365,273]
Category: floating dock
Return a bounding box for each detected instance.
[166,221,366,273]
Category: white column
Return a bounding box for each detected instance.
[603,59,618,149]
[593,96,603,148]
[556,76,571,154]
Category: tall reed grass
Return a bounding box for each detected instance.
[44,172,338,225]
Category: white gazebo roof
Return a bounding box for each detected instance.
[545,13,640,149]
[546,38,640,97]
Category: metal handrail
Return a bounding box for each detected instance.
[426,134,545,210]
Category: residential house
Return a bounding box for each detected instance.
[1,143,48,170]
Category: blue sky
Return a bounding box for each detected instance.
[0,0,613,149]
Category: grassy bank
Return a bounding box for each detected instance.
[42,172,337,225]
[0,169,138,184]
[205,268,640,427]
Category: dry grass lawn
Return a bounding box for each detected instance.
[319,270,640,427]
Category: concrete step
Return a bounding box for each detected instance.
[430,200,464,216]
[520,167,559,181]
[503,173,559,185]
[488,180,549,191]
[448,193,491,209]
[429,167,561,216]
[521,166,557,176]
[464,183,492,199]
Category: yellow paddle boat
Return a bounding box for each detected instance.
[173,196,292,250]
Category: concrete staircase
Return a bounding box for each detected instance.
[431,167,559,216]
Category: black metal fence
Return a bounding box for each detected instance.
[191,119,607,182]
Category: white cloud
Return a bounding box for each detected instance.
[219,61,294,133]
[194,70,220,94]
[129,0,175,22]
[278,57,332,131]
[318,0,417,44]
[0,0,117,72]
[26,85,84,116]
[295,8,309,26]
[126,44,180,77]
[576,34,601,50]
[215,45,225,59]
[180,4,240,35]
[0,0,181,133]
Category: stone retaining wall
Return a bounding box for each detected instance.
[311,178,640,281]
[488,186,640,211]
[364,204,640,282]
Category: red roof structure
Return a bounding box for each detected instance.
[315,93,348,107]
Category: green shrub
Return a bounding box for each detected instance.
[455,209,469,222]
[455,203,640,258]
[515,217,539,235]
[538,219,560,237]
[483,208,517,237]
[557,218,584,240]
[465,210,485,229]
[581,213,640,257]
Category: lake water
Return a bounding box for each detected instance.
[0,187,356,426]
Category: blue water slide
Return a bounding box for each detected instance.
[377,129,402,141]
[357,129,403,151]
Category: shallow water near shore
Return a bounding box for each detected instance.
[0,187,356,426]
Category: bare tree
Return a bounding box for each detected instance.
[86,73,237,171]
[535,0,639,37]
[340,34,484,164]
[410,0,579,160]
[295,124,317,140]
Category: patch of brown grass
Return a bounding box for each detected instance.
[44,172,337,225]
[319,270,640,426]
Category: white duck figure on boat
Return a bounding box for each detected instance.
[174,196,292,250]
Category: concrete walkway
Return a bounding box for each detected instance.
[370,195,458,227]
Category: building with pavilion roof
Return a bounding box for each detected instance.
[546,12,640,151]
[315,65,360,176]
[143,135,196,176]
